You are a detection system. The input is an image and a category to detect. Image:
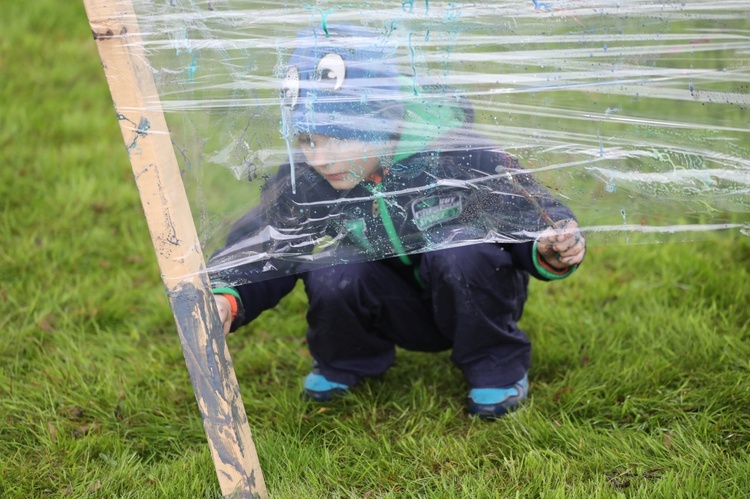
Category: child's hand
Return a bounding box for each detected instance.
[536,219,586,270]
[214,295,233,335]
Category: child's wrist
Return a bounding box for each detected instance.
[222,294,239,321]
[532,240,576,280]
[212,287,243,324]
[212,286,241,301]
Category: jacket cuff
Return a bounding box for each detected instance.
[211,287,246,332]
[532,240,577,280]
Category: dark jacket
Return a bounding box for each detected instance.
[208,93,578,297]
[209,146,575,281]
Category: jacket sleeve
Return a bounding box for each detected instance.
[504,240,580,282]
[207,165,303,328]
[489,150,577,225]
[487,150,583,281]
[211,274,299,331]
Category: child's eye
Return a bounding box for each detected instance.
[316,53,346,91]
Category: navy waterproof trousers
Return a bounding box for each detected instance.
[240,244,532,389]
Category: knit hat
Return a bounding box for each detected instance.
[281,24,404,144]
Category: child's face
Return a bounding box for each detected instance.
[298,133,383,191]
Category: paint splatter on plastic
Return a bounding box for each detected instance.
[127,0,750,283]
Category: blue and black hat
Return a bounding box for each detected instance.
[281,24,404,144]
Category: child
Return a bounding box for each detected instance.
[209,25,586,419]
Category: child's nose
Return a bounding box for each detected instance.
[304,146,330,167]
[303,136,334,167]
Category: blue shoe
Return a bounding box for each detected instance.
[302,368,350,402]
[467,374,528,419]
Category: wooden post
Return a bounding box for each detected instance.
[82,1,267,497]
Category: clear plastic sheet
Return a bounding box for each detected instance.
[125,0,750,285]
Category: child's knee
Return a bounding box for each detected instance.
[421,244,516,286]
[303,262,377,303]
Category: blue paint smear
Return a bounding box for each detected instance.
[188,51,199,82]
[303,3,336,37]
[532,0,554,11]
[446,3,461,21]
[401,0,428,13]
[408,32,419,96]
[117,113,136,126]
[128,117,151,150]
[319,8,334,36]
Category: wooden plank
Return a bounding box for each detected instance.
[81,1,267,497]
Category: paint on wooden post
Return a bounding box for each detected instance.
[81,0,267,496]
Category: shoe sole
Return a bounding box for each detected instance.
[302,387,349,402]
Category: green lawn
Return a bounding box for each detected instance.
[1,2,749,497]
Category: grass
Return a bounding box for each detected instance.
[1,1,749,497]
